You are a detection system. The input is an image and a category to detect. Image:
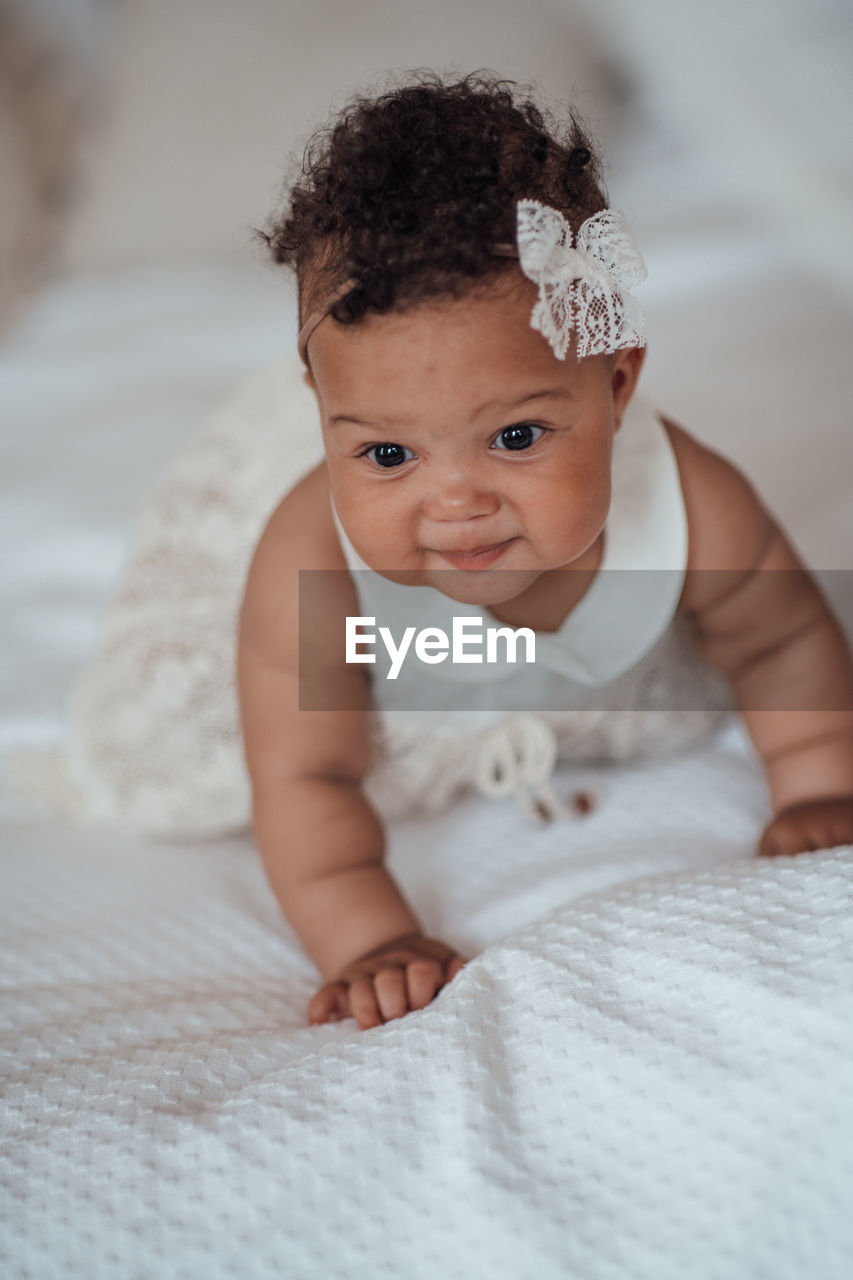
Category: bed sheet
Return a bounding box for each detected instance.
[2,242,853,1277]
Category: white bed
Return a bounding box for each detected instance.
[2,3,853,1277]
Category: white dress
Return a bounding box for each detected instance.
[5,355,734,834]
[329,392,734,822]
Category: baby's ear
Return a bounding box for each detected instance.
[611,346,646,430]
[303,368,316,391]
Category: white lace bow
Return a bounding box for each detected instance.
[515,201,647,360]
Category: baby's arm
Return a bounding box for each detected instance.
[664,418,853,855]
[237,468,467,1028]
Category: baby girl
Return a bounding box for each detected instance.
[237,74,853,1031]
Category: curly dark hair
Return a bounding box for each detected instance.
[257,71,608,328]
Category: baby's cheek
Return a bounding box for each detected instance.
[533,473,609,556]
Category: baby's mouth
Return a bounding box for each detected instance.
[432,537,518,569]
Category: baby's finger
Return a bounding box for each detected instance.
[445,955,468,983]
[307,982,348,1026]
[373,966,408,1022]
[348,974,383,1030]
[405,957,444,1010]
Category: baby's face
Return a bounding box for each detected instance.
[307,274,644,607]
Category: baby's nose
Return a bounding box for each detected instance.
[422,476,500,522]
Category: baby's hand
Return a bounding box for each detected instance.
[307,931,468,1030]
[758,795,853,857]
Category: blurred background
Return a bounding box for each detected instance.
[1,0,852,772]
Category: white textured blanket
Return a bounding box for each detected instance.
[3,716,853,1279]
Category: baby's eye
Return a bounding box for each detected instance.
[359,442,416,469]
[490,423,547,451]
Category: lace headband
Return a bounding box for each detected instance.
[297,200,647,365]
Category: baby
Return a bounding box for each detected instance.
[237,73,853,1031]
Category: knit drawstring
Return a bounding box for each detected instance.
[472,712,574,823]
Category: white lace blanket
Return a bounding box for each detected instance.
[3,717,852,1279]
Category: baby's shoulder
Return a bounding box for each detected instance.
[659,414,777,613]
[238,466,372,791]
[256,460,347,573]
[240,459,358,668]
